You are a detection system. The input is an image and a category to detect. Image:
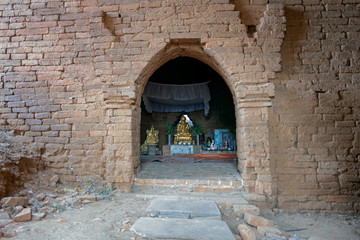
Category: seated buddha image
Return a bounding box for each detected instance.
[145,126,159,145]
[140,126,159,153]
[174,115,193,145]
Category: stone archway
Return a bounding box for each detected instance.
[139,56,235,149]
[136,40,234,101]
[100,3,286,207]
[133,41,236,167]
[104,33,282,205]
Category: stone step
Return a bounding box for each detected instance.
[146,198,221,219]
[131,217,236,240]
[133,162,244,193]
[131,197,239,240]
[132,192,249,208]
[133,177,244,193]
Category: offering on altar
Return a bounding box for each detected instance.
[210,140,217,150]
[223,140,228,150]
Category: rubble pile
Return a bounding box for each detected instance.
[0,174,113,238]
[0,128,40,199]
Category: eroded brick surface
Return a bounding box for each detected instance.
[0,0,359,212]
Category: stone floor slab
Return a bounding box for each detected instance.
[134,192,248,207]
[147,198,221,219]
[136,162,242,180]
[131,217,236,240]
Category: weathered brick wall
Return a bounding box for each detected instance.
[265,0,359,212]
[235,0,359,213]
[0,0,109,187]
[1,0,283,195]
[1,0,358,212]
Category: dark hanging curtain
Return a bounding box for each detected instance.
[142,82,211,116]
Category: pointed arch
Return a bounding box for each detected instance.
[135,40,236,107]
[133,39,240,183]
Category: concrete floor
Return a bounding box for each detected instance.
[136,161,242,181]
[134,155,243,192]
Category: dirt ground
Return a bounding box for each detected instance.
[261,210,360,240]
[5,192,147,240]
[0,171,359,240]
[1,191,358,240]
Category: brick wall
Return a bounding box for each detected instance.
[266,0,360,212]
[0,0,358,212]
[233,0,359,213]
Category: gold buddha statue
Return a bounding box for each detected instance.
[145,126,159,145]
[140,126,159,153]
[174,115,193,144]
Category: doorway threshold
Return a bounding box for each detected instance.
[140,153,237,163]
[133,161,243,193]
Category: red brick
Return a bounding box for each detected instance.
[12,107,28,113]
[324,195,351,203]
[1,197,29,208]
[25,119,42,125]
[244,213,274,227]
[13,208,32,222]
[7,101,25,108]
[35,137,69,144]
[29,105,60,113]
[53,111,86,118]
[299,201,330,210]
[16,81,47,88]
[257,226,282,236]
[60,13,88,21]
[0,30,16,36]
[35,112,50,119]
[233,205,260,217]
[51,124,72,131]
[26,21,57,28]
[6,119,24,125]
[237,221,257,237]
[30,125,50,131]
[34,8,65,16]
[1,113,17,119]
[16,27,49,35]
[11,53,26,59]
[80,0,97,7]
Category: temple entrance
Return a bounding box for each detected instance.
[134,57,242,192]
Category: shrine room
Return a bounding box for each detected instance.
[139,56,237,164]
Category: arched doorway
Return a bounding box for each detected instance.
[105,36,275,202]
[135,56,242,192]
[140,57,236,148]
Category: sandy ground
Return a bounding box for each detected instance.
[1,189,358,240]
[262,210,360,240]
[0,171,359,240]
[7,192,148,240]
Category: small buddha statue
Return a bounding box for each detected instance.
[146,126,159,145]
[174,115,193,145]
[140,126,159,153]
[207,137,212,149]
